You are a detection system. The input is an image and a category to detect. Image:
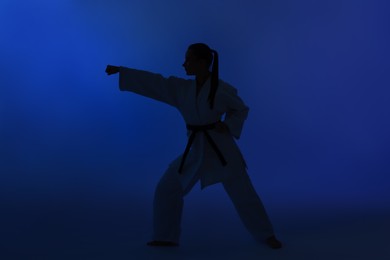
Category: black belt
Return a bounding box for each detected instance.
[178,122,227,174]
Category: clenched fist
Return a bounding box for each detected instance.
[214,121,229,133]
[105,65,120,75]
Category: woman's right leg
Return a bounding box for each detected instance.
[151,166,199,244]
[152,167,183,243]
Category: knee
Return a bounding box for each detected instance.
[155,177,182,197]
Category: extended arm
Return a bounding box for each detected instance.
[106,65,187,108]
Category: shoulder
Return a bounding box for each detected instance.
[218,79,238,96]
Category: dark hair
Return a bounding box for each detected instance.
[188,43,219,109]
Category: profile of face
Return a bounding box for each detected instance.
[182,49,208,76]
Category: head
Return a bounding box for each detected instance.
[183,43,219,109]
[183,43,214,76]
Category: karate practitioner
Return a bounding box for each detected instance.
[105,43,282,249]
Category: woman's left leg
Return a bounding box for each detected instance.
[222,170,275,243]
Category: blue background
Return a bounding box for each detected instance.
[1,1,389,259]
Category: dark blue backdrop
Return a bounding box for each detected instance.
[1,0,389,258]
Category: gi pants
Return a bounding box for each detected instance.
[152,166,275,243]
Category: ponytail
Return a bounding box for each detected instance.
[208,49,219,109]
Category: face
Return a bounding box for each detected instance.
[182,49,207,75]
[182,49,197,75]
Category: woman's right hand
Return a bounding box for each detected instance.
[105,65,120,75]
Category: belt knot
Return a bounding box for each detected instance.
[178,122,227,174]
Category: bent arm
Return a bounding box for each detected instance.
[119,66,186,107]
[221,85,249,139]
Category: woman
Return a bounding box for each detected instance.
[105,43,282,249]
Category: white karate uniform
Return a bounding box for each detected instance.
[118,67,275,243]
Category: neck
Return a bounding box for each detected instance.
[195,71,211,87]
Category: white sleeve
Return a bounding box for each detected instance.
[221,84,249,139]
[119,66,187,108]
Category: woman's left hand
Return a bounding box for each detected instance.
[214,121,229,133]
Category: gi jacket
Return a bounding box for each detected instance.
[119,67,249,190]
